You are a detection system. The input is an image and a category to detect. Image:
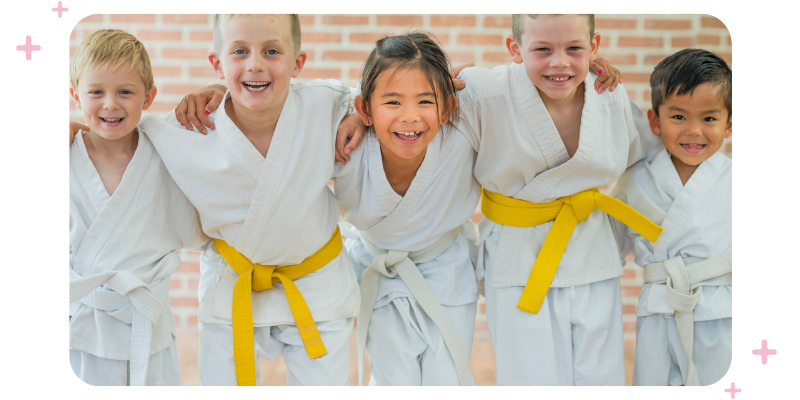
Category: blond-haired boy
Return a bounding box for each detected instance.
[69,29,208,385]
[139,14,360,385]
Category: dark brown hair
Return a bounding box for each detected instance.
[650,48,732,119]
[358,32,458,137]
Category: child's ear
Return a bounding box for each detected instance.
[209,52,225,79]
[647,109,661,135]
[724,116,732,139]
[589,33,601,62]
[354,95,372,126]
[440,94,458,125]
[291,50,308,79]
[505,35,523,64]
[70,87,82,110]
[141,86,158,111]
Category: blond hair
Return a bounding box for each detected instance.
[70,29,153,91]
[511,14,595,45]
[213,14,301,56]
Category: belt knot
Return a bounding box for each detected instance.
[563,189,598,222]
[252,264,276,291]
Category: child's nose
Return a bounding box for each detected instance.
[103,96,119,110]
[246,55,266,72]
[686,121,703,135]
[399,106,421,122]
[550,51,569,68]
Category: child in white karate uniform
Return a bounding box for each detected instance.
[612,49,732,386]
[138,15,361,385]
[69,29,208,386]
[454,14,663,385]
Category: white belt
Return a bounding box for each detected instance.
[69,267,170,386]
[350,224,476,386]
[643,253,732,386]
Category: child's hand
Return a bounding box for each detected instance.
[591,57,623,94]
[450,62,475,90]
[174,84,227,134]
[69,121,89,144]
[335,113,367,165]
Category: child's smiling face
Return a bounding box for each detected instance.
[357,66,454,161]
[509,15,599,101]
[71,61,156,140]
[212,15,305,112]
[649,83,732,168]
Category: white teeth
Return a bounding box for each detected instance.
[547,76,570,82]
[243,82,269,92]
[396,131,421,137]
[102,117,121,122]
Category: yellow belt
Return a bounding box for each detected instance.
[480,188,662,314]
[213,226,342,386]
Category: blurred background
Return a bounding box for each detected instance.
[70,14,732,385]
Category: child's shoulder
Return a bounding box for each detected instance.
[292,79,351,95]
[586,72,632,107]
[457,64,514,102]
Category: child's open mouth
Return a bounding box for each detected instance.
[680,143,707,153]
[545,75,573,83]
[394,131,423,142]
[99,117,123,126]
[242,81,270,92]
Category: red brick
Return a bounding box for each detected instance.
[698,34,721,45]
[174,315,181,326]
[349,68,364,80]
[620,73,652,84]
[80,15,104,23]
[672,37,694,48]
[377,15,422,26]
[701,16,727,29]
[152,66,182,77]
[163,84,207,95]
[137,30,182,41]
[458,34,503,46]
[725,142,732,153]
[618,37,663,48]
[187,315,199,326]
[431,15,476,27]
[148,102,179,112]
[110,14,155,23]
[70,30,77,40]
[644,19,692,30]
[302,32,342,43]
[350,32,393,44]
[323,50,370,61]
[644,91,651,101]
[323,15,368,25]
[70,47,78,57]
[622,305,637,315]
[428,33,450,45]
[623,322,637,332]
[299,15,315,26]
[470,214,484,223]
[484,16,511,28]
[178,262,200,272]
[188,279,200,290]
[595,18,637,30]
[474,321,488,331]
[480,303,486,314]
[190,31,214,41]
[622,269,637,279]
[163,48,209,59]
[644,54,671,65]
[171,297,199,307]
[727,36,732,46]
[483,52,511,63]
[164,14,208,24]
[718,52,732,64]
[301,68,341,80]
[305,50,315,61]
[603,54,637,66]
[621,285,642,297]
[448,52,476,63]
[171,279,181,289]
[189,67,216,78]
[82,29,99,39]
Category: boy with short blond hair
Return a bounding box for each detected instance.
[69,29,208,385]
[613,49,732,386]
[455,14,663,385]
[140,14,360,386]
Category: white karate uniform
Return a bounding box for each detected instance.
[139,80,360,386]
[334,130,481,385]
[612,149,732,386]
[455,63,663,385]
[70,130,208,386]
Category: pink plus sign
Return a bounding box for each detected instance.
[16,36,41,61]
[753,339,777,364]
[52,2,68,18]
[725,382,741,399]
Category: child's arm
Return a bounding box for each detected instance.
[591,57,622,93]
[69,121,90,144]
[174,84,227,134]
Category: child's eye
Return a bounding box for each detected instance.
[671,115,686,121]
[232,49,246,55]
[89,90,102,95]
[420,100,434,105]
[386,101,400,105]
[119,90,132,95]
[568,46,581,51]
[534,47,550,52]
[266,49,279,55]
[703,116,717,122]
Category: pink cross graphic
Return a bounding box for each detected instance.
[16,36,41,60]
[52,2,68,18]
[753,339,777,364]
[725,382,741,399]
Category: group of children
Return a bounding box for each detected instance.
[68,13,732,386]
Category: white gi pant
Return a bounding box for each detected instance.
[198,318,353,386]
[70,340,181,386]
[634,314,732,386]
[366,296,477,386]
[485,261,625,386]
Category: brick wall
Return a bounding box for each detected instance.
[69,14,732,348]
